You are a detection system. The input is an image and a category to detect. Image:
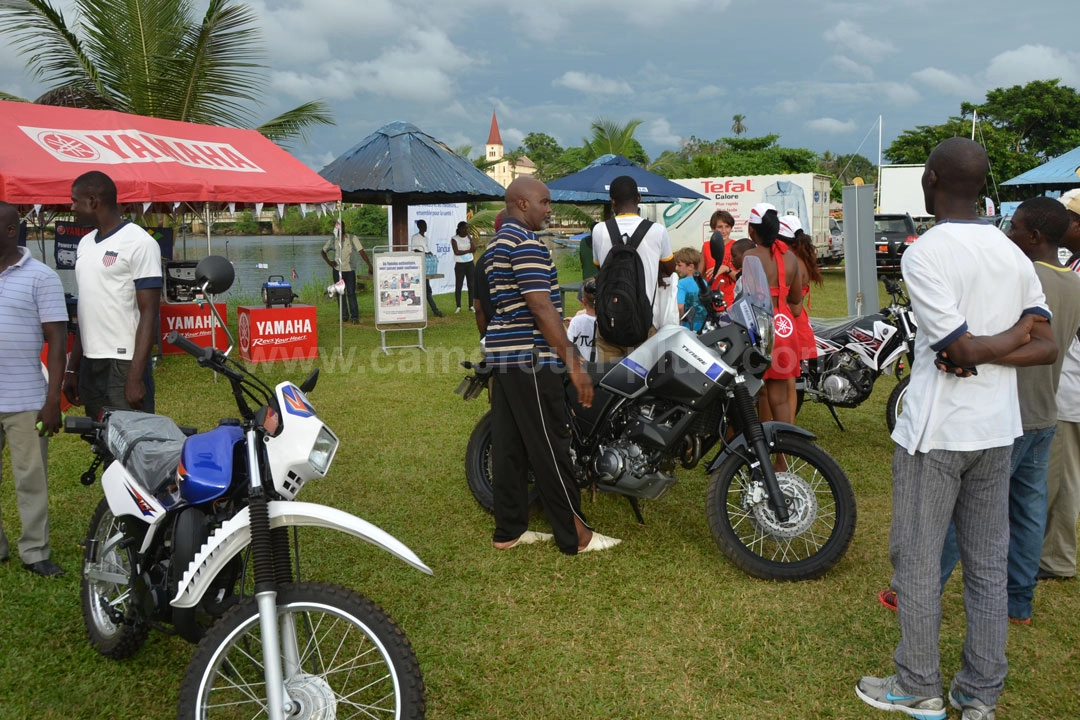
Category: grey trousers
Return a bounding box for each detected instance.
[0,410,52,564]
[890,444,1010,706]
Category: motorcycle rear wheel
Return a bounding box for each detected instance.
[465,410,539,514]
[886,375,910,433]
[81,497,150,658]
[706,435,856,581]
[177,582,425,720]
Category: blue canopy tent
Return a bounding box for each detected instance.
[546,154,707,204]
[319,121,505,249]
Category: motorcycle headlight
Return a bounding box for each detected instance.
[753,306,775,358]
[308,426,339,475]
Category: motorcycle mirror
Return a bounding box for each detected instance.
[195,255,235,295]
[299,369,319,394]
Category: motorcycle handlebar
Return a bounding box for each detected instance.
[167,330,207,359]
[64,415,102,434]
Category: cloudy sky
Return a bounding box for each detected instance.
[2,0,1078,171]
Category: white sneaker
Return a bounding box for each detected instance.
[579,533,622,553]
[455,307,461,313]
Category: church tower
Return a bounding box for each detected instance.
[485,110,503,162]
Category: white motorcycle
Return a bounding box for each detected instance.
[66,256,430,719]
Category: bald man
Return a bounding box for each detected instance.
[481,177,619,555]
[0,202,68,577]
[857,138,1057,720]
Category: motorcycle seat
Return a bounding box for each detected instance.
[810,316,862,341]
[105,411,188,495]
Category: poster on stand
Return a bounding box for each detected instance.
[374,252,425,324]
[387,203,466,295]
[54,221,95,269]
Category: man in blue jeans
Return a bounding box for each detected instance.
[939,197,1080,625]
[856,139,1056,720]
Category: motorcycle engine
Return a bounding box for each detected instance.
[591,440,677,500]
[819,352,876,406]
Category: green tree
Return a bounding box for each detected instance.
[961,79,1080,159]
[0,0,333,146]
[676,133,817,177]
[821,152,877,201]
[521,132,563,166]
[731,114,747,137]
[581,117,649,165]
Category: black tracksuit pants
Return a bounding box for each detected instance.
[491,365,590,554]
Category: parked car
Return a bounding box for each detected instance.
[827,218,844,264]
[874,213,919,270]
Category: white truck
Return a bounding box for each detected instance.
[650,173,835,260]
[877,164,931,221]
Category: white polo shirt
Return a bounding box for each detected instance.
[76,222,163,359]
[592,215,674,306]
[892,220,1049,454]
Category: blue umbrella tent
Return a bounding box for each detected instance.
[546,154,707,204]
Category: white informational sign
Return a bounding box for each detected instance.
[387,203,466,295]
[374,252,426,324]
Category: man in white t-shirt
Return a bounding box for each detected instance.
[591,175,675,362]
[63,172,162,419]
[856,138,1056,720]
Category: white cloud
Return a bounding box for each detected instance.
[695,85,726,100]
[830,55,874,81]
[984,45,1080,89]
[823,21,896,62]
[553,71,632,95]
[883,82,921,105]
[503,127,526,147]
[806,117,857,134]
[647,118,682,147]
[911,67,974,97]
[508,0,731,35]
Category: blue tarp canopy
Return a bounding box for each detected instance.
[319,121,505,205]
[1002,146,1080,187]
[546,154,707,203]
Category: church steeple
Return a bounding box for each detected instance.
[485,110,503,161]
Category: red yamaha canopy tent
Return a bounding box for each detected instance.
[0,100,340,205]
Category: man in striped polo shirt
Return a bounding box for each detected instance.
[0,202,69,577]
[482,177,620,554]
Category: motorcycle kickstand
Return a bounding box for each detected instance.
[825,403,845,431]
[627,497,645,525]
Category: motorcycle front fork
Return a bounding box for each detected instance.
[731,384,791,523]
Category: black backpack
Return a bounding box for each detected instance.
[594,217,654,347]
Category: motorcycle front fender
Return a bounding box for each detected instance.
[171,501,433,609]
[705,421,817,473]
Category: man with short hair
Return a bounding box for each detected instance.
[591,175,676,362]
[0,202,69,577]
[856,138,1056,720]
[321,219,370,324]
[63,171,162,419]
[1041,187,1080,580]
[482,176,618,555]
[410,219,444,317]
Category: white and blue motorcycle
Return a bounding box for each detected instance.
[67,256,430,719]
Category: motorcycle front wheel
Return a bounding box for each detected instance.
[886,375,909,433]
[81,497,149,658]
[465,410,539,514]
[177,582,425,719]
[705,435,856,581]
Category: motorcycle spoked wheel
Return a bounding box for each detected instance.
[885,375,910,433]
[81,497,150,658]
[705,435,856,581]
[177,582,425,720]
[465,410,539,514]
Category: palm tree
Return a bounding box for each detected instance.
[731,114,747,137]
[0,0,332,146]
[582,117,646,164]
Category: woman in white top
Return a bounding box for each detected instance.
[451,220,477,313]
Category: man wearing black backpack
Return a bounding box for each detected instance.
[591,175,677,362]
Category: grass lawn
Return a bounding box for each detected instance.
[1,261,1077,719]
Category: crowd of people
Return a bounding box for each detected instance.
[3,147,1080,718]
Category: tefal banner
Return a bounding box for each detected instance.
[159,303,228,355]
[237,304,318,363]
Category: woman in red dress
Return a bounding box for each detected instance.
[745,204,804,425]
[701,210,737,307]
[779,216,824,416]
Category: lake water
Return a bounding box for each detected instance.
[24,233,377,301]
